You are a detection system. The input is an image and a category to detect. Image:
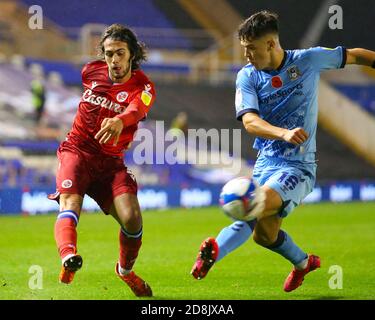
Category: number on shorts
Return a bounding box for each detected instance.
[278,171,299,191]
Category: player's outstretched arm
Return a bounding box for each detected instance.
[346,48,375,67]
[242,112,308,145]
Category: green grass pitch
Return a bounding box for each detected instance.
[0,202,374,300]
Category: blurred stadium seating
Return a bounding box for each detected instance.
[0,0,374,214]
[24,57,82,86]
[333,84,375,115]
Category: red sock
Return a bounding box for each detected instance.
[119,228,142,271]
[54,211,79,260]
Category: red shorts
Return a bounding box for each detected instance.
[52,141,137,214]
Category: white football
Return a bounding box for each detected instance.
[219,176,265,221]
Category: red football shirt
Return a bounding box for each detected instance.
[66,60,155,157]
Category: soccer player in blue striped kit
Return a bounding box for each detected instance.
[191,10,375,292]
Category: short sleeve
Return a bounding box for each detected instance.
[127,83,155,121]
[306,46,346,71]
[235,69,259,121]
[115,71,156,126]
[81,63,90,88]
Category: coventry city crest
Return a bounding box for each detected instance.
[287,65,301,81]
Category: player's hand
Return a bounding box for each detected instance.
[94,117,123,145]
[282,127,308,145]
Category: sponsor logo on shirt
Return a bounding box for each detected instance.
[260,83,304,104]
[82,89,125,113]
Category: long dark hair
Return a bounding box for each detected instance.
[98,24,147,70]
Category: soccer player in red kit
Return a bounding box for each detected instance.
[48,24,155,297]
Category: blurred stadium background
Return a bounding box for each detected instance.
[0,0,374,215]
[1,0,375,301]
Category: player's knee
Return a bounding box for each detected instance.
[112,193,142,232]
[260,186,283,217]
[118,207,143,233]
[119,207,138,223]
[59,194,83,213]
[253,231,278,247]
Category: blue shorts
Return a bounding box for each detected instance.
[252,154,317,218]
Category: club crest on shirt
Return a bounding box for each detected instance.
[116,91,128,103]
[271,76,283,88]
[287,65,301,81]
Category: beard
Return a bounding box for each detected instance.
[110,63,131,81]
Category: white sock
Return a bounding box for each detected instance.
[295,257,309,270]
[118,263,131,276]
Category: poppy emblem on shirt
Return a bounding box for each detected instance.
[271,76,283,88]
[116,91,128,103]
